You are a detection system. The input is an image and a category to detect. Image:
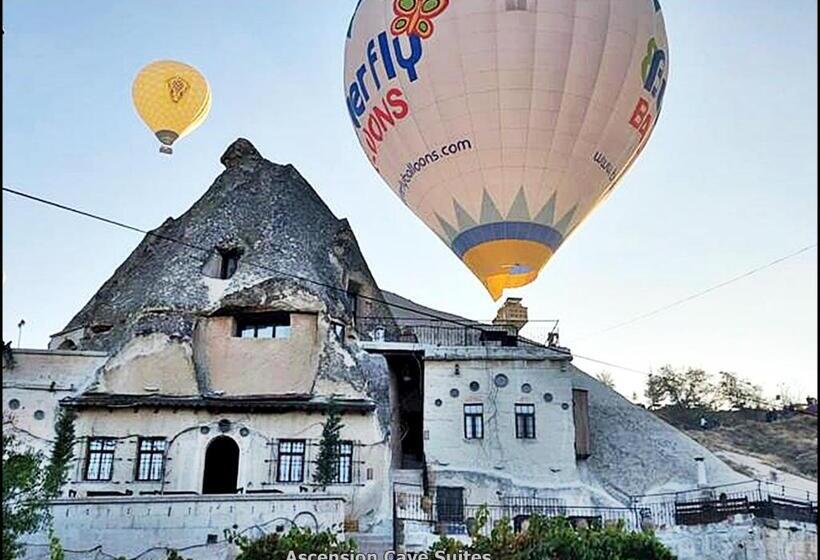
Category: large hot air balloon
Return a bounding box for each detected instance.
[344,0,668,299]
[132,60,212,154]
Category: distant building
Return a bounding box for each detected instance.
[5,140,811,560]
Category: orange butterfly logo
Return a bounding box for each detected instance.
[391,0,450,39]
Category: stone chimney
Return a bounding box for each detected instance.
[493,297,528,333]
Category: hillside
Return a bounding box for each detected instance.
[654,407,818,484]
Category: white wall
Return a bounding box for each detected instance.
[20,494,346,560]
[2,349,106,453]
[421,347,598,505]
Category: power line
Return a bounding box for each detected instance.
[578,243,817,340]
[0,186,510,337]
[571,353,653,376]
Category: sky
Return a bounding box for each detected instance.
[2,1,817,402]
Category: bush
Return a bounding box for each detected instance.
[430,508,675,560]
[226,525,357,560]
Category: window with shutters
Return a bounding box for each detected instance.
[334,441,354,484]
[277,440,306,483]
[85,438,116,481]
[135,438,166,481]
[464,404,484,440]
[515,403,536,439]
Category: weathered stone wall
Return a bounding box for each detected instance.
[20,494,346,560]
[657,516,817,560]
[196,313,319,396]
[2,349,107,452]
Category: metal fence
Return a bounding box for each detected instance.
[395,488,643,536]
[395,480,818,539]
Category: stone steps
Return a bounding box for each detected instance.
[347,533,393,556]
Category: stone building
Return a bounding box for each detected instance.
[3,140,815,559]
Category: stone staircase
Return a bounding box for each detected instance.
[348,532,394,556]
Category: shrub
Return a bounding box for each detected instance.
[430,507,676,560]
[226,525,357,560]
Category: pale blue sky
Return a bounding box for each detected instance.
[3,1,817,400]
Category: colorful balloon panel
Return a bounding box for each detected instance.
[132,60,212,154]
[344,0,669,299]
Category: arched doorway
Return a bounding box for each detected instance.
[202,436,239,494]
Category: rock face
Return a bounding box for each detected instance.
[53,139,393,424]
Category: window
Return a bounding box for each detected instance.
[515,404,536,439]
[218,249,241,280]
[505,0,530,10]
[85,438,116,481]
[236,313,291,339]
[334,441,354,484]
[135,438,166,481]
[277,440,306,483]
[347,280,361,319]
[463,404,484,439]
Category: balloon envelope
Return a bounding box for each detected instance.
[344,0,669,299]
[132,60,211,154]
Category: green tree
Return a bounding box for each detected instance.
[313,404,343,488]
[715,371,764,410]
[3,409,76,560]
[644,365,714,410]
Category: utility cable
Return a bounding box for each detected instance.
[578,243,817,340]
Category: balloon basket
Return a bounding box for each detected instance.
[159,146,173,155]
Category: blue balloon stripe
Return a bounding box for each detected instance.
[452,222,564,258]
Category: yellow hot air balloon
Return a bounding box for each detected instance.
[344,0,669,300]
[132,60,211,154]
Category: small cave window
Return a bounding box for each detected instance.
[203,248,242,280]
[58,339,78,350]
[346,280,362,319]
[235,313,291,339]
[218,249,241,279]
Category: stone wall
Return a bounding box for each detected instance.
[657,516,817,560]
[20,494,345,560]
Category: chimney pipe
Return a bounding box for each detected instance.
[695,457,707,487]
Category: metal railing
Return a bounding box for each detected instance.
[395,480,818,538]
[356,317,555,348]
